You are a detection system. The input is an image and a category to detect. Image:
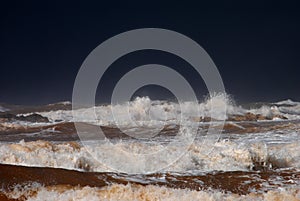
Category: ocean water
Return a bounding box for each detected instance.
[0,94,299,200]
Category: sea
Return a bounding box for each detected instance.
[0,94,299,201]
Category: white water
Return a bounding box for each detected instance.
[0,134,299,173]
[3,183,300,201]
[33,95,300,128]
[2,95,300,173]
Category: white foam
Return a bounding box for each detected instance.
[32,95,300,128]
[37,94,240,126]
[246,99,300,120]
[3,183,300,201]
[0,136,299,173]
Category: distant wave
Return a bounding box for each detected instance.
[0,105,9,112]
[29,94,300,128]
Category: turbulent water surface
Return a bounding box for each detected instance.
[0,95,299,200]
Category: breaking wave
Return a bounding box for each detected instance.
[0,138,299,172]
[33,94,300,128]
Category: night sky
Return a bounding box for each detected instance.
[0,1,299,105]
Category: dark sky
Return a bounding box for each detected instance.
[0,1,299,105]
